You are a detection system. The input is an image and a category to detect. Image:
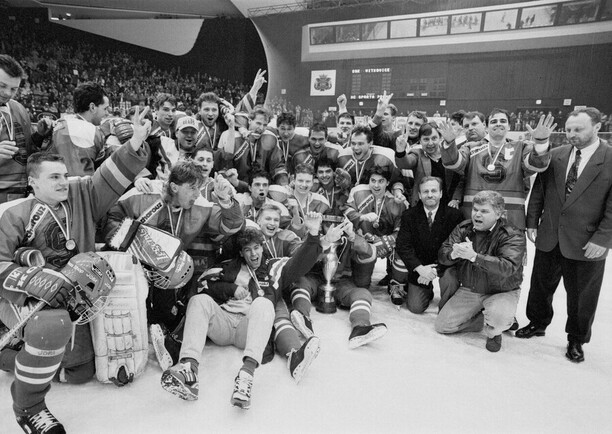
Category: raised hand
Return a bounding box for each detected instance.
[129,106,152,150]
[526,113,556,141]
[323,219,351,244]
[334,168,352,191]
[250,69,267,95]
[303,211,323,235]
[337,94,347,109]
[213,173,233,201]
[438,119,457,144]
[376,90,393,115]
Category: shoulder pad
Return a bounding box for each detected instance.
[277,230,299,241]
[259,130,279,151]
[371,145,395,161]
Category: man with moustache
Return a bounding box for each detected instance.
[439,109,555,229]
[436,191,526,352]
[516,107,612,363]
[0,54,52,204]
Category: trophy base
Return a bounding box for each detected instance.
[316,284,337,314]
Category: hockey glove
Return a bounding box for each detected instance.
[373,234,396,258]
[2,265,72,308]
[334,168,352,191]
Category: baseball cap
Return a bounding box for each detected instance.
[176,116,198,131]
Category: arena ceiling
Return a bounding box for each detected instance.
[3,0,313,18]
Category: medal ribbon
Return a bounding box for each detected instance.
[487,143,505,170]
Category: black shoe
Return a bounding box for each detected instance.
[486,335,502,352]
[16,407,66,434]
[377,275,391,286]
[565,341,584,363]
[288,336,320,384]
[515,323,546,339]
[506,318,519,332]
[348,323,388,349]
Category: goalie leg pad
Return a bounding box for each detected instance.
[91,252,149,385]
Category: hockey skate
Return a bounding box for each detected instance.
[150,324,173,371]
[160,361,199,401]
[288,336,320,384]
[348,323,388,349]
[16,407,66,434]
[231,370,253,409]
[290,310,314,339]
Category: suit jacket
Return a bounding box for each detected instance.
[397,148,464,207]
[527,140,612,261]
[396,203,464,282]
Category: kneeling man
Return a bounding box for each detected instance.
[435,191,525,352]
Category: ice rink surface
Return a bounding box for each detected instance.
[1,241,611,433]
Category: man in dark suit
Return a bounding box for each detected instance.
[392,176,464,313]
[516,107,612,363]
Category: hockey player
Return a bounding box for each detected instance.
[235,169,291,226]
[43,82,110,177]
[161,213,345,408]
[0,107,151,433]
[345,166,407,287]
[330,94,354,148]
[291,123,342,173]
[104,160,244,333]
[286,164,330,239]
[438,109,556,229]
[312,155,350,221]
[273,112,309,172]
[289,218,387,349]
[217,106,288,185]
[0,54,52,204]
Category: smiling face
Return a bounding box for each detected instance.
[199,101,219,128]
[0,68,21,105]
[250,176,269,202]
[29,161,69,207]
[418,180,442,210]
[241,241,264,269]
[177,127,198,152]
[369,173,389,199]
[278,122,295,142]
[256,208,281,238]
[406,115,425,139]
[170,181,201,209]
[294,172,314,196]
[471,202,501,231]
[487,112,509,141]
[566,113,600,149]
[350,132,372,161]
[420,128,441,157]
[309,131,326,154]
[157,101,176,129]
[338,116,353,134]
[463,116,487,142]
[192,148,214,178]
[316,166,334,187]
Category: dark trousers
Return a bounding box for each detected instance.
[527,245,605,343]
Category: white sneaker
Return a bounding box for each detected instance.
[150,324,173,371]
[231,370,253,410]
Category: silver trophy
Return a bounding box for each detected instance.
[316,240,342,314]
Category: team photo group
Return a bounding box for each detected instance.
[0,51,611,434]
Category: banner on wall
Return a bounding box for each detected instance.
[310,70,336,96]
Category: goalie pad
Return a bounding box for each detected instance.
[109,218,183,270]
[90,252,149,386]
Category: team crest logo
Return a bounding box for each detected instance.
[314,74,332,92]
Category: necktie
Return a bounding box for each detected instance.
[427,211,434,228]
[565,149,581,198]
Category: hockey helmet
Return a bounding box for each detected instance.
[146,250,194,290]
[62,252,116,325]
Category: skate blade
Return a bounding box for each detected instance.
[291,337,321,385]
[161,372,198,401]
[151,326,173,371]
[290,310,314,339]
[348,326,388,349]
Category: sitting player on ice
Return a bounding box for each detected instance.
[345,165,407,287]
[103,160,244,368]
[160,212,346,409]
[289,219,388,349]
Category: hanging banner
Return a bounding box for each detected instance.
[310,70,336,96]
